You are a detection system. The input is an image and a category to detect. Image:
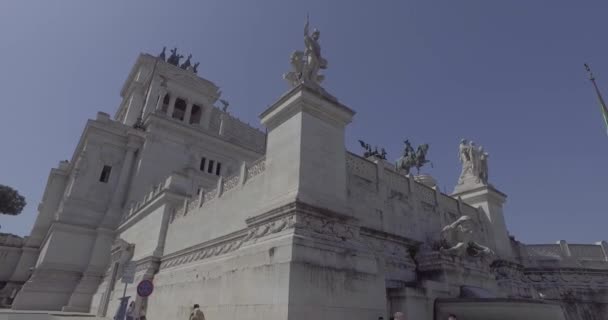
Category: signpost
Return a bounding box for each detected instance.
[122,262,137,285]
[114,262,136,320]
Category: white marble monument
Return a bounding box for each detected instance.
[1,18,607,320]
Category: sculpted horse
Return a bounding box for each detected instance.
[414,144,431,173]
[396,142,432,175]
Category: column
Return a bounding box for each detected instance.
[155,88,168,111]
[141,78,160,117]
[102,135,141,226]
[166,95,177,118]
[218,113,226,136]
[184,101,193,124]
[202,105,212,129]
[597,241,608,261]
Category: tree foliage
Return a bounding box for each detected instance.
[0,184,26,215]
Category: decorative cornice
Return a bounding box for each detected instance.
[160,201,361,271]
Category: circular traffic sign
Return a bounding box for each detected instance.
[137,279,154,297]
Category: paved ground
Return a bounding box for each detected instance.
[0,309,105,320]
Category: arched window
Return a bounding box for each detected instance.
[190,104,202,124]
[161,94,170,113]
[172,98,187,121]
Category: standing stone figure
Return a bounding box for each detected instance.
[458,139,489,185]
[283,15,327,88]
[158,46,166,61]
[302,14,327,85]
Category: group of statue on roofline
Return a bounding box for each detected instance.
[358,139,431,175]
[357,138,490,185]
[157,47,200,74]
[358,140,387,160]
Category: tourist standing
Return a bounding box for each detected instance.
[189,304,206,320]
[125,301,135,320]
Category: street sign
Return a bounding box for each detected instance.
[121,262,137,284]
[137,279,154,297]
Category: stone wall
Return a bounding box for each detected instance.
[345,152,489,246]
[514,241,608,320]
[0,233,25,295]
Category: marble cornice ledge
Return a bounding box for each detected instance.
[159,201,363,271]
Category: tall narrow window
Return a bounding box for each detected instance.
[207,160,214,174]
[199,157,206,171]
[190,104,202,124]
[215,162,221,176]
[161,94,170,113]
[172,98,187,121]
[99,165,112,183]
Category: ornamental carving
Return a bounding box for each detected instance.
[246,158,266,180]
[298,214,356,240]
[160,213,297,270]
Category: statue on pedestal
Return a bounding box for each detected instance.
[283,15,328,88]
[439,215,493,258]
[458,139,489,185]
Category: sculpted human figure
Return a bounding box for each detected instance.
[478,147,489,184]
[167,48,183,66]
[403,140,415,158]
[302,14,327,85]
[181,54,192,69]
[458,139,489,185]
[439,215,493,257]
[283,51,305,86]
[158,46,166,61]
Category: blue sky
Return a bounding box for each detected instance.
[1,1,607,244]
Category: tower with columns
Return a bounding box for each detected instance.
[6,53,266,311]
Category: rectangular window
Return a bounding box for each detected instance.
[207,160,214,174]
[215,162,222,176]
[99,165,112,183]
[199,157,206,171]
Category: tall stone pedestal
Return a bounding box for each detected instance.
[452,184,513,259]
[259,84,355,215]
[258,85,386,319]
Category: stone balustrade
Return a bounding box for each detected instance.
[345,152,463,216]
[523,241,608,265]
[0,233,24,248]
[171,156,266,221]
[121,179,171,222]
